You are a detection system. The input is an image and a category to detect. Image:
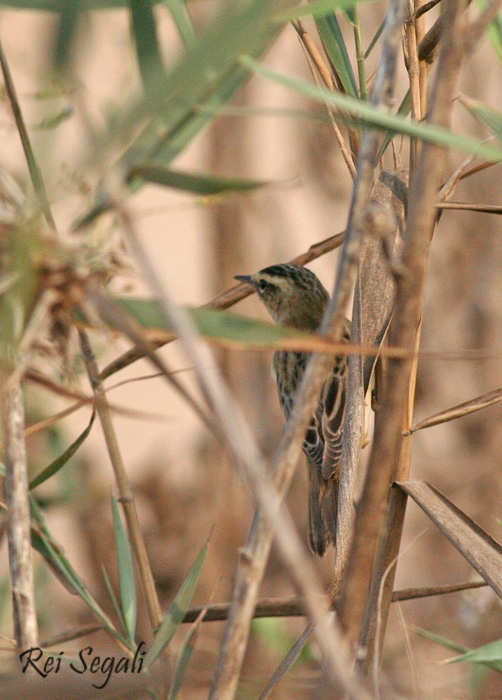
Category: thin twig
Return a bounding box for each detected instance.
[78,330,163,631]
[414,0,442,20]
[436,201,502,214]
[181,579,488,623]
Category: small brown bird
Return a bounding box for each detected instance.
[235,263,350,556]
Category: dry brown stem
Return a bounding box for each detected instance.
[1,379,38,649]
[181,579,487,623]
[338,0,469,665]
[78,330,163,631]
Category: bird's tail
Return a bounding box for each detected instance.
[307,460,339,557]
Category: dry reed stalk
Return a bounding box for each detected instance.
[338,0,470,665]
[330,0,408,590]
[2,379,38,649]
[355,0,502,675]
[1,289,58,648]
[78,330,163,631]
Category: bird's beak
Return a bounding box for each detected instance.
[234,274,254,286]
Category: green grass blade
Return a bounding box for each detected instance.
[376,88,411,160]
[118,0,287,145]
[144,541,208,667]
[461,95,502,140]
[0,0,164,7]
[345,4,367,99]
[29,411,96,490]
[476,0,502,64]
[167,624,198,700]
[74,0,289,229]
[107,297,310,347]
[29,496,130,647]
[102,564,129,636]
[112,496,137,643]
[447,638,502,672]
[52,0,83,69]
[161,0,196,48]
[276,0,375,21]
[364,15,384,58]
[244,57,502,161]
[316,12,358,97]
[415,627,469,653]
[129,0,166,93]
[128,164,269,194]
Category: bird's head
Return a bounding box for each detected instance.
[235,263,329,330]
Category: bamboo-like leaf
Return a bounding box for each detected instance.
[128,164,269,195]
[398,481,502,598]
[120,0,289,147]
[102,564,128,636]
[416,627,469,654]
[109,297,310,346]
[447,638,502,672]
[257,624,312,700]
[245,58,502,161]
[29,411,96,490]
[52,0,83,69]
[460,94,502,140]
[112,496,137,643]
[129,0,166,94]
[476,0,502,64]
[167,611,206,700]
[316,12,358,97]
[346,4,367,100]
[277,0,376,21]
[144,541,208,667]
[410,386,502,434]
[161,0,196,48]
[364,14,385,57]
[74,0,290,228]
[29,497,130,646]
[0,0,156,7]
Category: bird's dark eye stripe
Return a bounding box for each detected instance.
[260,264,318,291]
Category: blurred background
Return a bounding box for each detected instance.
[1,2,502,698]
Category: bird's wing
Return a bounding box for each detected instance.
[303,415,325,471]
[320,319,350,479]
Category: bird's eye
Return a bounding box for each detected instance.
[258,279,267,291]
